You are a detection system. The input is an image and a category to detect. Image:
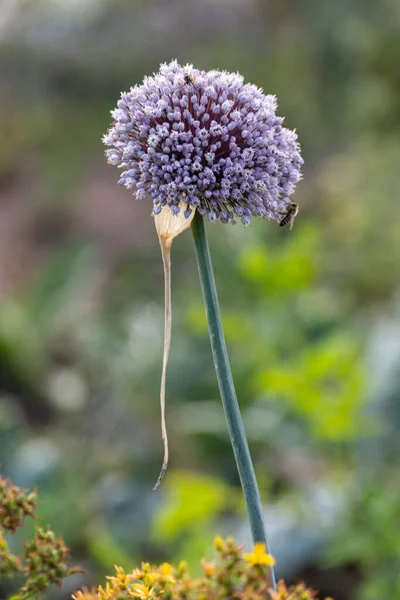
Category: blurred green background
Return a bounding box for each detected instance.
[0,1,400,599]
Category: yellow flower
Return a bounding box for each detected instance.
[214,536,225,552]
[177,560,188,572]
[98,582,114,600]
[243,543,276,567]
[131,567,144,579]
[0,532,8,551]
[143,572,157,586]
[128,583,156,599]
[106,565,136,589]
[201,559,215,578]
[157,562,175,583]
[225,536,235,548]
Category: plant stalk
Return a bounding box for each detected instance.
[191,212,276,590]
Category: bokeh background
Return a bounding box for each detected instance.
[1,1,400,598]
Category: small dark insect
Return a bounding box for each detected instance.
[182,73,199,91]
[183,73,196,85]
[279,202,299,230]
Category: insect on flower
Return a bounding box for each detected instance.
[279,202,298,230]
[182,72,199,91]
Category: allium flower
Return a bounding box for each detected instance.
[103,60,303,225]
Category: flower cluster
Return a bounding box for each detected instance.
[270,581,332,600]
[72,536,333,600]
[0,470,82,598]
[21,527,81,597]
[0,473,37,532]
[103,60,303,225]
[0,530,21,577]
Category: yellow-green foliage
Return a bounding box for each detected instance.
[153,472,237,541]
[258,334,365,439]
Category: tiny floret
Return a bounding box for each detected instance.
[214,535,225,552]
[103,60,303,225]
[244,542,276,567]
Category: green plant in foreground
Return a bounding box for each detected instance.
[72,536,332,600]
[0,471,82,599]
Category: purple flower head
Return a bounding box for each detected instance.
[103,60,303,225]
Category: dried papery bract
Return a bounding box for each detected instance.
[153,201,196,489]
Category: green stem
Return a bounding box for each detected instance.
[191,212,276,590]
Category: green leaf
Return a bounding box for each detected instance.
[153,471,235,542]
